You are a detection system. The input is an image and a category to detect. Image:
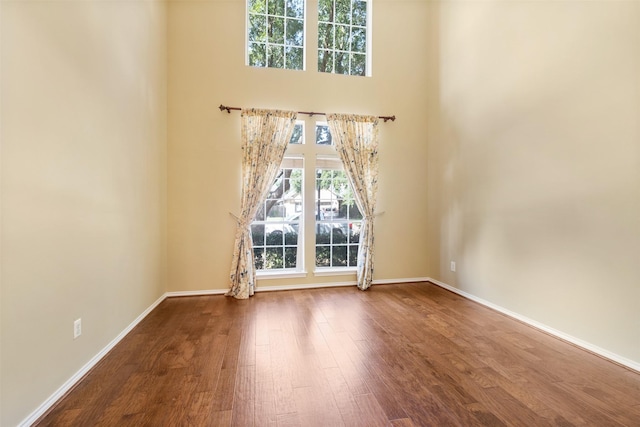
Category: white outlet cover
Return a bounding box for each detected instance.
[450,261,456,272]
[74,318,82,339]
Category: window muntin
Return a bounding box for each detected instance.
[318,0,369,76]
[314,123,362,268]
[248,0,305,70]
[252,158,304,271]
[252,122,304,272]
[252,120,362,274]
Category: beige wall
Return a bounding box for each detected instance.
[1,1,167,425]
[167,0,431,292]
[2,0,639,424]
[426,1,640,364]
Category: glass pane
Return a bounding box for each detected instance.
[251,224,265,246]
[268,16,285,44]
[254,247,265,270]
[316,246,330,267]
[351,53,366,76]
[268,0,285,16]
[349,224,360,243]
[285,247,297,268]
[285,47,304,70]
[266,228,284,246]
[334,51,349,75]
[286,0,304,18]
[352,0,367,26]
[249,0,266,14]
[266,247,284,268]
[335,25,349,50]
[348,245,358,267]
[332,226,347,244]
[332,245,347,266]
[249,14,267,43]
[284,229,298,245]
[315,124,332,145]
[317,22,334,50]
[289,169,303,193]
[351,27,366,52]
[248,43,266,67]
[318,0,333,22]
[347,202,362,219]
[267,44,285,68]
[318,49,334,73]
[335,0,351,24]
[316,223,331,244]
[289,123,303,144]
[286,18,304,46]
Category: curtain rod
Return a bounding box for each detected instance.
[219,104,396,122]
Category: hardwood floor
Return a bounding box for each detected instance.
[36,283,640,426]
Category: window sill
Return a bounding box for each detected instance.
[314,267,357,277]
[256,270,307,280]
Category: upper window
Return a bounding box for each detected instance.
[248,0,305,70]
[317,0,369,76]
[247,0,371,76]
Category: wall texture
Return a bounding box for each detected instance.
[426,0,640,365]
[167,0,431,292]
[1,1,167,425]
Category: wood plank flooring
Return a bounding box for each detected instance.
[36,283,640,426]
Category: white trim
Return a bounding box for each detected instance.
[313,267,357,277]
[256,270,308,281]
[256,281,356,292]
[373,277,429,285]
[166,289,228,298]
[427,278,640,374]
[18,293,168,427]
[164,277,430,295]
[256,276,430,292]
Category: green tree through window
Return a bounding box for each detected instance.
[318,0,368,76]
[248,0,305,70]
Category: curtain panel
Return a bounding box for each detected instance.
[227,109,298,299]
[327,113,380,290]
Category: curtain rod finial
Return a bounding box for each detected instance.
[219,104,231,114]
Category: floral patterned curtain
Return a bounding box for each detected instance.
[327,114,380,290]
[227,109,298,299]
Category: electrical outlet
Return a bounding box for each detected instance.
[73,318,82,339]
[450,261,456,272]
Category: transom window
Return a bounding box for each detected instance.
[318,0,369,76]
[247,0,305,70]
[247,0,370,76]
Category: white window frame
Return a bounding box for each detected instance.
[317,0,372,77]
[256,119,359,280]
[246,0,307,70]
[314,157,362,271]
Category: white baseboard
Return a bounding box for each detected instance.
[19,293,168,427]
[166,277,431,296]
[427,278,640,374]
[166,289,228,297]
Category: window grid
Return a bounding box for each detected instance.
[318,0,368,76]
[314,169,362,269]
[251,165,303,271]
[248,0,305,70]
